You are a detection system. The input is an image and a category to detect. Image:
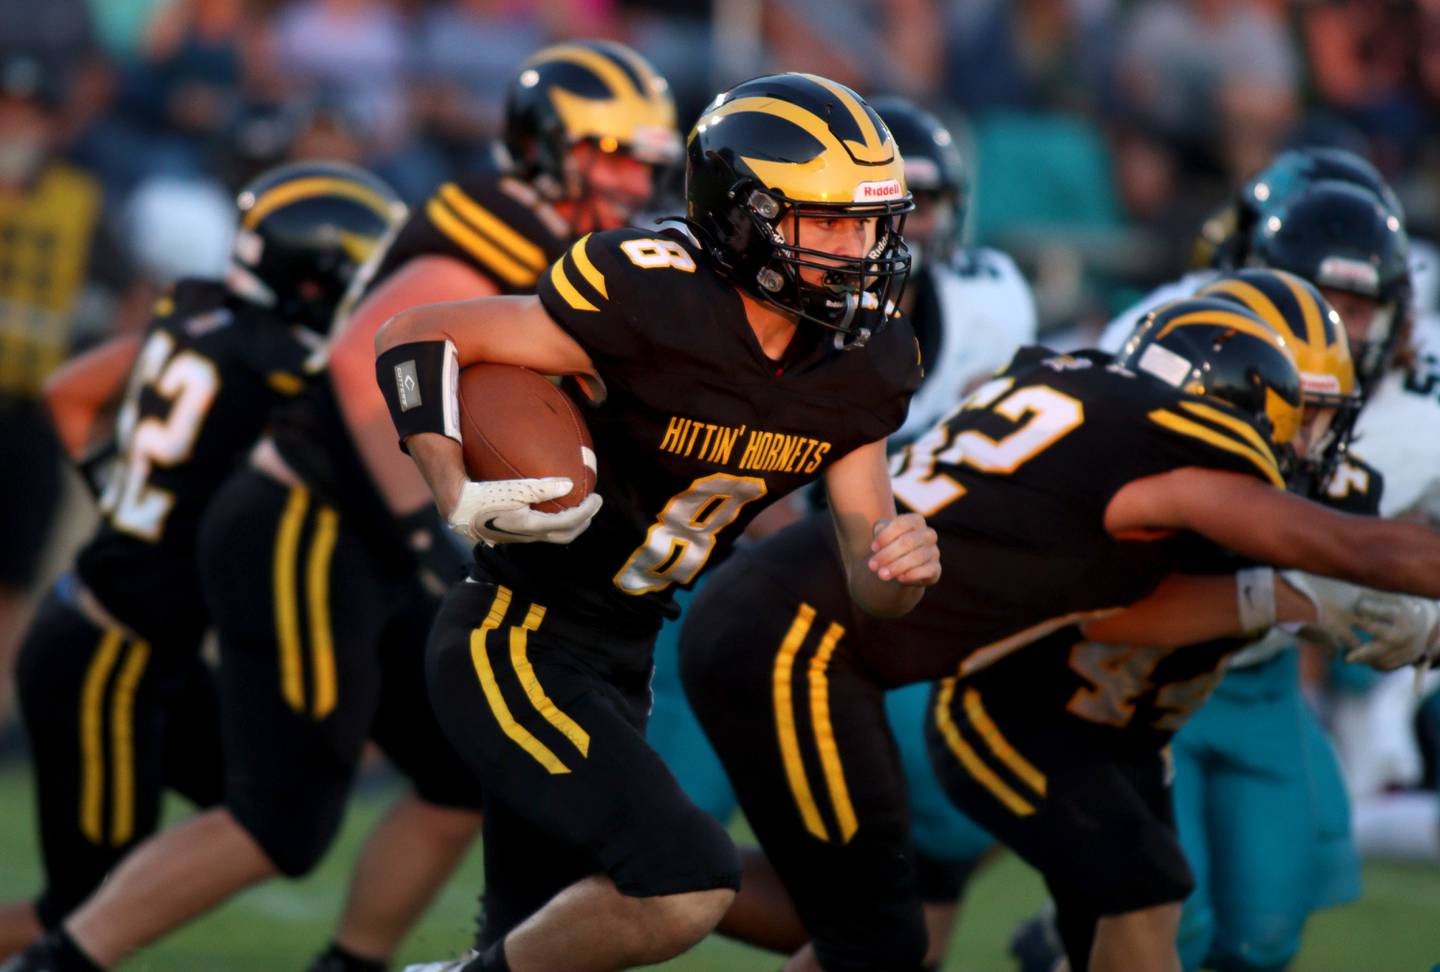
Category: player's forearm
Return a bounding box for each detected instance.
[846,563,924,619]
[404,433,469,519]
[332,339,434,515]
[42,334,141,459]
[1081,573,1317,647]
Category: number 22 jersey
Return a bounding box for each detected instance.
[472,226,922,641]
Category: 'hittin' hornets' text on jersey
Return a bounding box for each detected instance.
[472,225,922,641]
[77,280,314,641]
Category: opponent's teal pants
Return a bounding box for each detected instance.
[1172,651,1360,971]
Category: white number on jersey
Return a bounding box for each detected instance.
[99,330,221,541]
[891,379,1084,515]
[619,238,697,272]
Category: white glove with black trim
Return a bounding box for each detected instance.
[1282,571,1440,670]
[448,478,602,545]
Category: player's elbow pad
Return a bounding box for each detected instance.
[375,339,461,453]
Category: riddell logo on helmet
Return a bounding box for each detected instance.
[852,179,903,202]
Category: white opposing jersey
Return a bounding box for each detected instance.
[897,247,1037,441]
[1097,270,1220,353]
[1352,314,1440,521]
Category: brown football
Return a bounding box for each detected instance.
[457,364,596,512]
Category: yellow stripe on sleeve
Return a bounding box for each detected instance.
[306,507,340,719]
[1176,401,1278,463]
[774,603,830,841]
[548,259,599,313]
[439,183,548,272]
[808,621,858,843]
[569,235,608,299]
[109,640,151,845]
[79,629,126,843]
[273,487,310,712]
[932,679,1036,817]
[426,197,537,288]
[1148,409,1285,487]
[469,587,570,774]
[510,604,590,758]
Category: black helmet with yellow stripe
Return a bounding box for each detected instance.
[503,40,681,198]
[1117,297,1304,459]
[1198,269,1362,494]
[686,73,914,347]
[230,160,405,332]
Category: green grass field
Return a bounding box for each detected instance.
[1,762,1437,971]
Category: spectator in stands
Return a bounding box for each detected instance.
[0,55,144,722]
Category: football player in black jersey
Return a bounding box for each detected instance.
[374,74,940,972]
[4,41,685,972]
[676,296,1440,972]
[0,162,403,962]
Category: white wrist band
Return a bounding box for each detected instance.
[1236,567,1277,634]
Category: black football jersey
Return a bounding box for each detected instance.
[361,169,570,300]
[473,225,922,639]
[835,345,1280,686]
[272,170,570,549]
[76,280,314,642]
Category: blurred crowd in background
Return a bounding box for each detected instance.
[3,0,1440,690]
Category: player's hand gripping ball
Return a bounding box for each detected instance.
[450,364,601,545]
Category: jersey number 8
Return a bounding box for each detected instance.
[100,330,220,541]
[614,473,768,595]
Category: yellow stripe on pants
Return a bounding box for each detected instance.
[773,603,829,841]
[305,507,340,718]
[469,587,571,774]
[807,621,858,842]
[108,640,151,844]
[933,679,1036,817]
[79,630,126,843]
[273,487,310,711]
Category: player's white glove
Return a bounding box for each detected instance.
[447,477,602,546]
[1340,595,1440,672]
[1281,571,1440,670]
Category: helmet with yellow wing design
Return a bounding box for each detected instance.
[1198,268,1361,494]
[1117,297,1305,465]
[685,73,914,347]
[503,40,682,203]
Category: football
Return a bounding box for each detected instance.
[457,364,596,512]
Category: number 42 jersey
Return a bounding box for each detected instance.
[854,346,1287,687]
[472,226,922,641]
[76,281,315,644]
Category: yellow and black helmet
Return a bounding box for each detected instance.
[686,73,914,346]
[230,160,405,332]
[1117,297,1304,454]
[1198,268,1363,493]
[1198,269,1356,405]
[503,40,681,194]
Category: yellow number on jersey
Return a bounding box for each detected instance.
[614,473,768,595]
[1065,642,1225,730]
[891,379,1084,516]
[619,238,697,272]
